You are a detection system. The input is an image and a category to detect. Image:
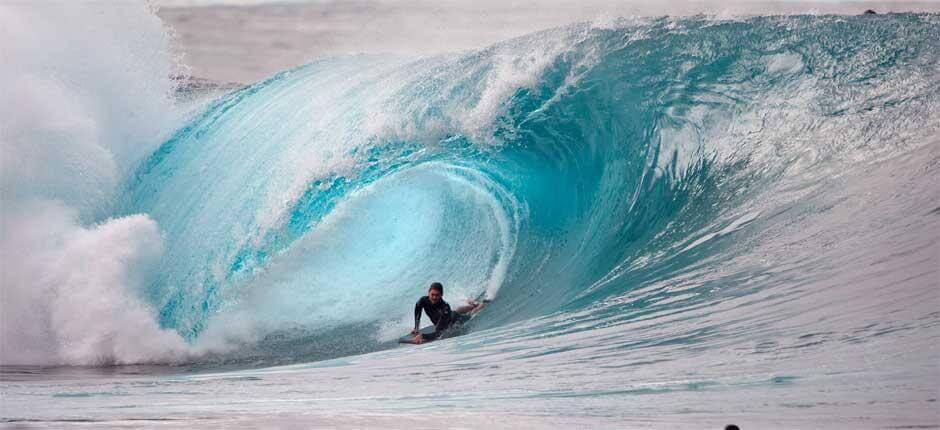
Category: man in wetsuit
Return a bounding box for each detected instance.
[411,282,485,344]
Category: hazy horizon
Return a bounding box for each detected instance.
[158,0,940,83]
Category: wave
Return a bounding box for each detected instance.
[4,10,938,366]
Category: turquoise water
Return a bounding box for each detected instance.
[2,12,939,429]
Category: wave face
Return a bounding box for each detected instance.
[111,14,940,365]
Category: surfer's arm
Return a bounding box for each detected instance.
[414,298,424,332]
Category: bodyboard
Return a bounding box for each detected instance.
[398,325,437,344]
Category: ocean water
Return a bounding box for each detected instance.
[1,3,939,429]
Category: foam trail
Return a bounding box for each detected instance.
[0,3,189,365]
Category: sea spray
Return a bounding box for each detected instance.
[0,3,189,365]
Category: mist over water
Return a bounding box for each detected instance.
[157,0,940,83]
[1,2,939,428]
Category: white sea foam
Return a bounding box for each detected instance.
[0,3,189,365]
[0,202,189,365]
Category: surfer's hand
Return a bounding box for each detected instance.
[412,335,423,344]
[467,299,478,306]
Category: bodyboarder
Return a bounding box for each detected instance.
[411,282,486,344]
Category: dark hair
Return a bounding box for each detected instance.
[724,425,740,430]
[428,282,443,294]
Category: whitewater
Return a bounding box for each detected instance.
[1,3,938,428]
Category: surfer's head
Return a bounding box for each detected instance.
[428,282,444,303]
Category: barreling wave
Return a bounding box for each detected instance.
[26,13,940,365]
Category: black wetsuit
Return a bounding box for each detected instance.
[414,296,454,341]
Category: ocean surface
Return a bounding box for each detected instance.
[1,3,939,429]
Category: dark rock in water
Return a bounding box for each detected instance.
[171,74,243,100]
[725,425,740,430]
[864,9,877,14]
